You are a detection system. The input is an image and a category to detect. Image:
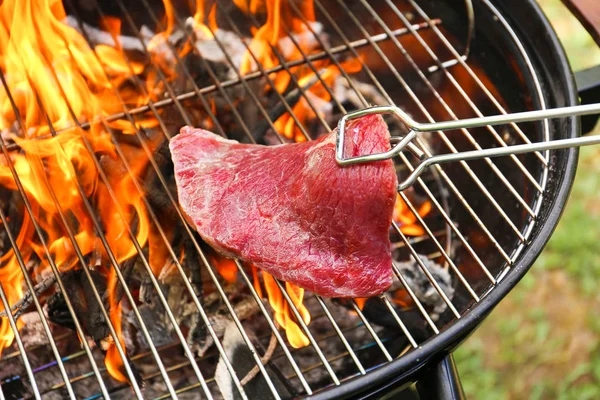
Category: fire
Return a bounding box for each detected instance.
[0,0,366,381]
[212,255,239,284]
[0,0,157,383]
[393,194,432,236]
[247,265,309,348]
[235,0,362,142]
[261,272,310,348]
[191,0,217,39]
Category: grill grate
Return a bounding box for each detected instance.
[0,0,549,398]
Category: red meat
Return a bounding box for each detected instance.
[170,115,397,297]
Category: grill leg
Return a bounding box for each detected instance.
[416,354,466,400]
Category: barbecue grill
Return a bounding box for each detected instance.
[0,0,598,399]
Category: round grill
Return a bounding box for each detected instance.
[0,0,585,399]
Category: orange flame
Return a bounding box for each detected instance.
[393,194,432,236]
[236,0,317,93]
[256,271,310,348]
[0,0,159,383]
[234,0,362,142]
[192,0,216,39]
[211,255,239,284]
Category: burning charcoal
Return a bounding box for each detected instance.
[251,75,320,142]
[47,269,110,342]
[396,255,454,320]
[185,19,247,71]
[64,15,149,61]
[215,321,294,400]
[126,304,173,348]
[18,312,50,348]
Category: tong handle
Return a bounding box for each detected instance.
[399,133,600,190]
[336,103,600,191]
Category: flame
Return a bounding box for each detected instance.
[234,0,362,142]
[211,255,238,284]
[192,0,216,39]
[236,0,316,93]
[391,288,412,308]
[0,0,159,383]
[274,58,363,142]
[354,297,368,310]
[393,194,432,236]
[257,271,310,348]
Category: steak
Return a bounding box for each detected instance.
[170,115,397,298]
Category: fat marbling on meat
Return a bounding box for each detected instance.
[170,115,397,297]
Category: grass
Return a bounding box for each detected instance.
[454,1,600,398]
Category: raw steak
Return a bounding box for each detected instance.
[170,115,397,297]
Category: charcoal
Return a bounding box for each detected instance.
[47,269,110,342]
[182,296,260,357]
[18,311,50,348]
[64,15,149,62]
[127,304,173,348]
[215,321,294,400]
[396,255,454,320]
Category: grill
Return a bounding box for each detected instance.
[0,0,596,399]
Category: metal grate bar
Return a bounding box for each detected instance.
[408,0,549,167]
[315,0,514,265]
[347,0,527,243]
[0,70,110,398]
[0,283,40,399]
[380,0,543,200]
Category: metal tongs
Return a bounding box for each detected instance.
[336,104,600,190]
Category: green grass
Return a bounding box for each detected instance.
[455,1,600,398]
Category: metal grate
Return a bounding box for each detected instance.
[0,0,549,398]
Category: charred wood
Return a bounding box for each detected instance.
[47,269,109,342]
[0,274,57,319]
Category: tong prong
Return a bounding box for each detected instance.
[336,105,422,165]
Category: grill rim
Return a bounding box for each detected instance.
[304,0,580,397]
